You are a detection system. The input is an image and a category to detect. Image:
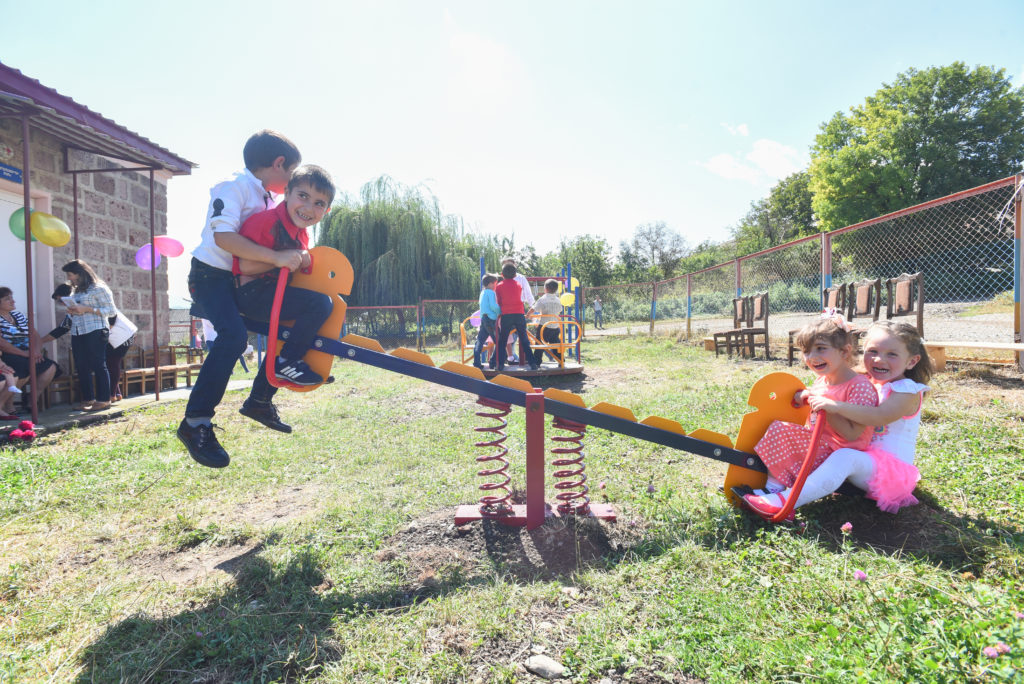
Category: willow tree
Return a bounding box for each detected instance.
[319,176,509,329]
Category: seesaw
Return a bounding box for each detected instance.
[253,246,808,529]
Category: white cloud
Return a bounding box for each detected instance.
[701,153,762,183]
[721,122,749,137]
[746,139,804,179]
[700,139,805,185]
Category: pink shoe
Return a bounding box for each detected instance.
[742,492,794,522]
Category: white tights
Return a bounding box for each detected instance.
[773,448,876,509]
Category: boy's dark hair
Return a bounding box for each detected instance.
[243,130,301,172]
[501,263,517,279]
[51,283,72,300]
[794,317,854,356]
[544,279,559,293]
[287,165,336,205]
[481,274,497,288]
[61,259,102,293]
[0,287,11,300]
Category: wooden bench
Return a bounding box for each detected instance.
[122,345,205,395]
[925,341,1024,371]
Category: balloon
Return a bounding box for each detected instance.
[135,244,161,270]
[153,235,184,257]
[570,277,580,290]
[556,281,564,294]
[560,293,576,307]
[30,212,71,247]
[8,207,37,242]
[469,310,481,327]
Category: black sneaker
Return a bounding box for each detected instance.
[177,419,229,468]
[274,358,323,386]
[239,400,292,433]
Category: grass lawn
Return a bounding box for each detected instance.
[2,335,1023,682]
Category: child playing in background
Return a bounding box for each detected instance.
[474,274,499,369]
[747,314,877,517]
[528,279,563,365]
[494,263,539,371]
[744,321,933,519]
[233,165,336,432]
[179,130,306,468]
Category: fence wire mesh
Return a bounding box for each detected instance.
[419,299,478,349]
[686,263,737,337]
[581,282,654,331]
[341,306,419,350]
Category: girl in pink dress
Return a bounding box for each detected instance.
[745,321,933,520]
[753,313,877,492]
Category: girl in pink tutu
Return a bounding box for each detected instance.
[745,320,932,519]
[749,313,878,513]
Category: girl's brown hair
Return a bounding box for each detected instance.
[61,259,103,294]
[794,317,855,356]
[863,320,933,384]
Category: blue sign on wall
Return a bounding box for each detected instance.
[0,162,22,184]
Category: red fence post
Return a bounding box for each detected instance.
[525,390,546,530]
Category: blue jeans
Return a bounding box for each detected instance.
[496,313,533,368]
[595,310,603,327]
[72,328,110,402]
[473,317,496,367]
[185,258,248,419]
[235,277,333,403]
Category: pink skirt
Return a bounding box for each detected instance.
[865,447,920,513]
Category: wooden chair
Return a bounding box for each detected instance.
[846,277,882,349]
[713,296,749,357]
[885,272,924,337]
[735,291,770,359]
[45,353,78,407]
[788,283,847,366]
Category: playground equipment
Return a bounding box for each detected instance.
[458,313,584,377]
[259,247,806,528]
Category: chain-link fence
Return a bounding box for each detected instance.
[585,176,1021,353]
[581,282,655,332]
[341,305,419,350]
[419,299,478,350]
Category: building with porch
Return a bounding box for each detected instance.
[0,62,194,410]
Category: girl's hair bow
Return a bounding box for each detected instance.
[820,307,850,331]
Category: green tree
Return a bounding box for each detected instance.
[731,170,815,253]
[626,221,689,279]
[809,62,1024,231]
[554,234,614,287]
[319,176,498,305]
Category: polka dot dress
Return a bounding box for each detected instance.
[755,375,878,487]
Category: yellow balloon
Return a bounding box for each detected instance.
[30,212,71,248]
[560,293,576,307]
[556,281,564,294]
[570,277,580,290]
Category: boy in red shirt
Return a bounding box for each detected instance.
[232,165,335,432]
[494,263,539,371]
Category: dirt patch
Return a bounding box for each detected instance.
[132,542,261,586]
[212,483,321,528]
[375,508,648,587]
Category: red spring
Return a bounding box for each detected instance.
[551,416,590,514]
[474,397,513,513]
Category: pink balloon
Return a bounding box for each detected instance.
[153,235,184,257]
[470,310,481,327]
[135,244,162,270]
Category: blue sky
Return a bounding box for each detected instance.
[2,0,1023,298]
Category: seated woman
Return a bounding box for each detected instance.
[0,286,58,410]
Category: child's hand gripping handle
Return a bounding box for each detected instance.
[771,410,826,523]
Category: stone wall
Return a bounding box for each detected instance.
[0,119,171,368]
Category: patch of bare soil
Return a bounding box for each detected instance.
[132,542,261,586]
[375,508,648,588]
[219,484,320,527]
